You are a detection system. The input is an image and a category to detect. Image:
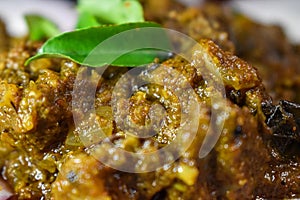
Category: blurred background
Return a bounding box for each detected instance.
[0,0,299,42]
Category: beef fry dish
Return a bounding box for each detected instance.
[0,0,300,199]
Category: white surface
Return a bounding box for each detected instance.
[0,0,299,43]
[0,0,77,37]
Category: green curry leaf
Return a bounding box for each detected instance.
[76,11,101,29]
[77,0,144,25]
[25,22,172,67]
[25,15,60,41]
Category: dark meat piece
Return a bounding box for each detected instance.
[265,100,300,142]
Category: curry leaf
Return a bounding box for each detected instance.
[25,22,173,67]
[25,15,60,41]
[76,11,101,29]
[77,0,144,25]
